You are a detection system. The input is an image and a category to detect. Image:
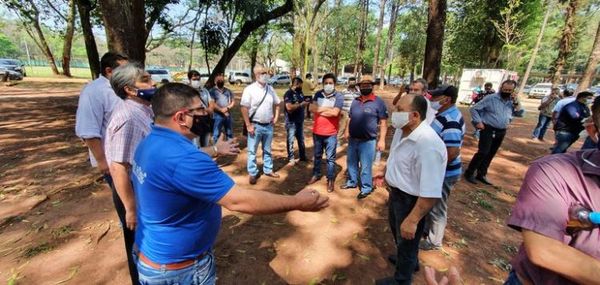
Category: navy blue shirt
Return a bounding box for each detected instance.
[132,126,234,264]
[555,100,590,134]
[348,94,388,140]
[283,88,305,123]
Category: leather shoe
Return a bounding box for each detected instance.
[464,173,477,184]
[327,180,334,193]
[264,172,280,178]
[357,191,372,200]
[249,175,257,185]
[308,176,320,185]
[340,184,357,190]
[476,175,493,186]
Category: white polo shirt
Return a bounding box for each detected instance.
[240,82,280,124]
[385,121,447,198]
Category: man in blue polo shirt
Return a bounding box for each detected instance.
[132,83,329,285]
[342,76,388,200]
[552,91,594,154]
[421,85,465,251]
[284,77,310,165]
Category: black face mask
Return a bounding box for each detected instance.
[360,88,372,96]
[216,81,225,88]
[500,92,512,99]
[294,86,302,92]
[190,114,212,136]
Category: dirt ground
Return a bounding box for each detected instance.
[0,79,583,285]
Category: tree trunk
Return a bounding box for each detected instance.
[76,0,100,78]
[518,1,551,96]
[372,0,387,76]
[379,0,399,90]
[250,42,258,81]
[354,0,369,75]
[550,0,579,88]
[312,35,319,79]
[31,21,60,75]
[188,11,201,71]
[577,20,600,92]
[61,0,76,77]
[99,0,147,64]
[422,0,447,89]
[207,0,293,84]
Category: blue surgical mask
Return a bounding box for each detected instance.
[136,87,157,102]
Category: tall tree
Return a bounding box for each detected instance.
[550,0,579,87]
[577,20,600,92]
[61,0,77,77]
[75,0,100,78]
[354,0,369,75]
[491,0,526,69]
[378,0,399,89]
[422,0,447,89]
[372,0,387,76]
[518,0,552,96]
[3,0,60,75]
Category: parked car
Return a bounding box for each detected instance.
[389,77,403,86]
[528,83,552,99]
[337,76,349,85]
[268,74,291,85]
[374,77,387,85]
[0,58,25,79]
[147,69,173,83]
[229,71,252,85]
[521,85,532,94]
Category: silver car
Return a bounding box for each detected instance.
[528,83,552,99]
[0,59,25,80]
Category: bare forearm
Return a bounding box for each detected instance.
[241,106,251,125]
[318,107,340,117]
[84,138,106,164]
[110,162,136,211]
[378,120,387,142]
[220,188,302,215]
[447,147,460,164]
[405,197,438,223]
[523,230,600,285]
[273,103,280,122]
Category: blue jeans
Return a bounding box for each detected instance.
[313,134,337,180]
[285,121,306,161]
[193,132,211,148]
[247,123,274,177]
[212,113,233,143]
[345,138,376,194]
[552,130,579,154]
[424,175,460,247]
[532,114,551,140]
[388,187,426,284]
[134,251,216,285]
[504,270,523,285]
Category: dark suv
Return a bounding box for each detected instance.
[0,59,26,79]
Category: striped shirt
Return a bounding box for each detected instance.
[431,105,465,178]
[105,99,154,165]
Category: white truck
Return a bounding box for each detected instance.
[458,69,519,105]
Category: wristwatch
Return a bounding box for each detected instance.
[212,145,218,157]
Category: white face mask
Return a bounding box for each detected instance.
[324,84,335,94]
[190,80,201,88]
[258,74,270,84]
[391,112,410,129]
[430,100,442,111]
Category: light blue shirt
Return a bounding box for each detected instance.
[552,97,576,114]
[75,75,121,166]
[470,93,514,129]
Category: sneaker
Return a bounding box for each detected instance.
[419,240,441,251]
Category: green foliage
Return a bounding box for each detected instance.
[0,32,19,57]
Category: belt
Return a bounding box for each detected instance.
[483,124,506,131]
[138,251,209,270]
[251,121,271,126]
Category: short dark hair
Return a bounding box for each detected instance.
[410,94,428,120]
[348,77,356,81]
[501,79,518,88]
[153,83,200,122]
[100,52,128,76]
[322,73,336,84]
[187,70,200,80]
[292,77,303,85]
[577,91,594,100]
[305,73,312,79]
[563,89,574,97]
[484,82,493,87]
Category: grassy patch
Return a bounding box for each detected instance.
[22,243,53,258]
[51,225,73,239]
[25,66,92,79]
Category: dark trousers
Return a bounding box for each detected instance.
[104,174,139,285]
[388,188,427,285]
[466,124,506,177]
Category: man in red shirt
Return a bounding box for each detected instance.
[308,73,344,192]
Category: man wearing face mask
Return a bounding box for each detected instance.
[104,63,155,284]
[464,80,520,186]
[392,78,436,124]
[187,70,214,147]
[284,77,309,165]
[504,95,600,285]
[131,83,329,284]
[309,73,344,192]
[374,94,447,285]
[551,91,594,154]
[209,73,235,143]
[338,77,361,146]
[342,76,388,200]
[421,85,465,251]
[241,66,282,185]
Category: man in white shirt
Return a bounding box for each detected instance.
[240,66,282,185]
[374,93,447,285]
